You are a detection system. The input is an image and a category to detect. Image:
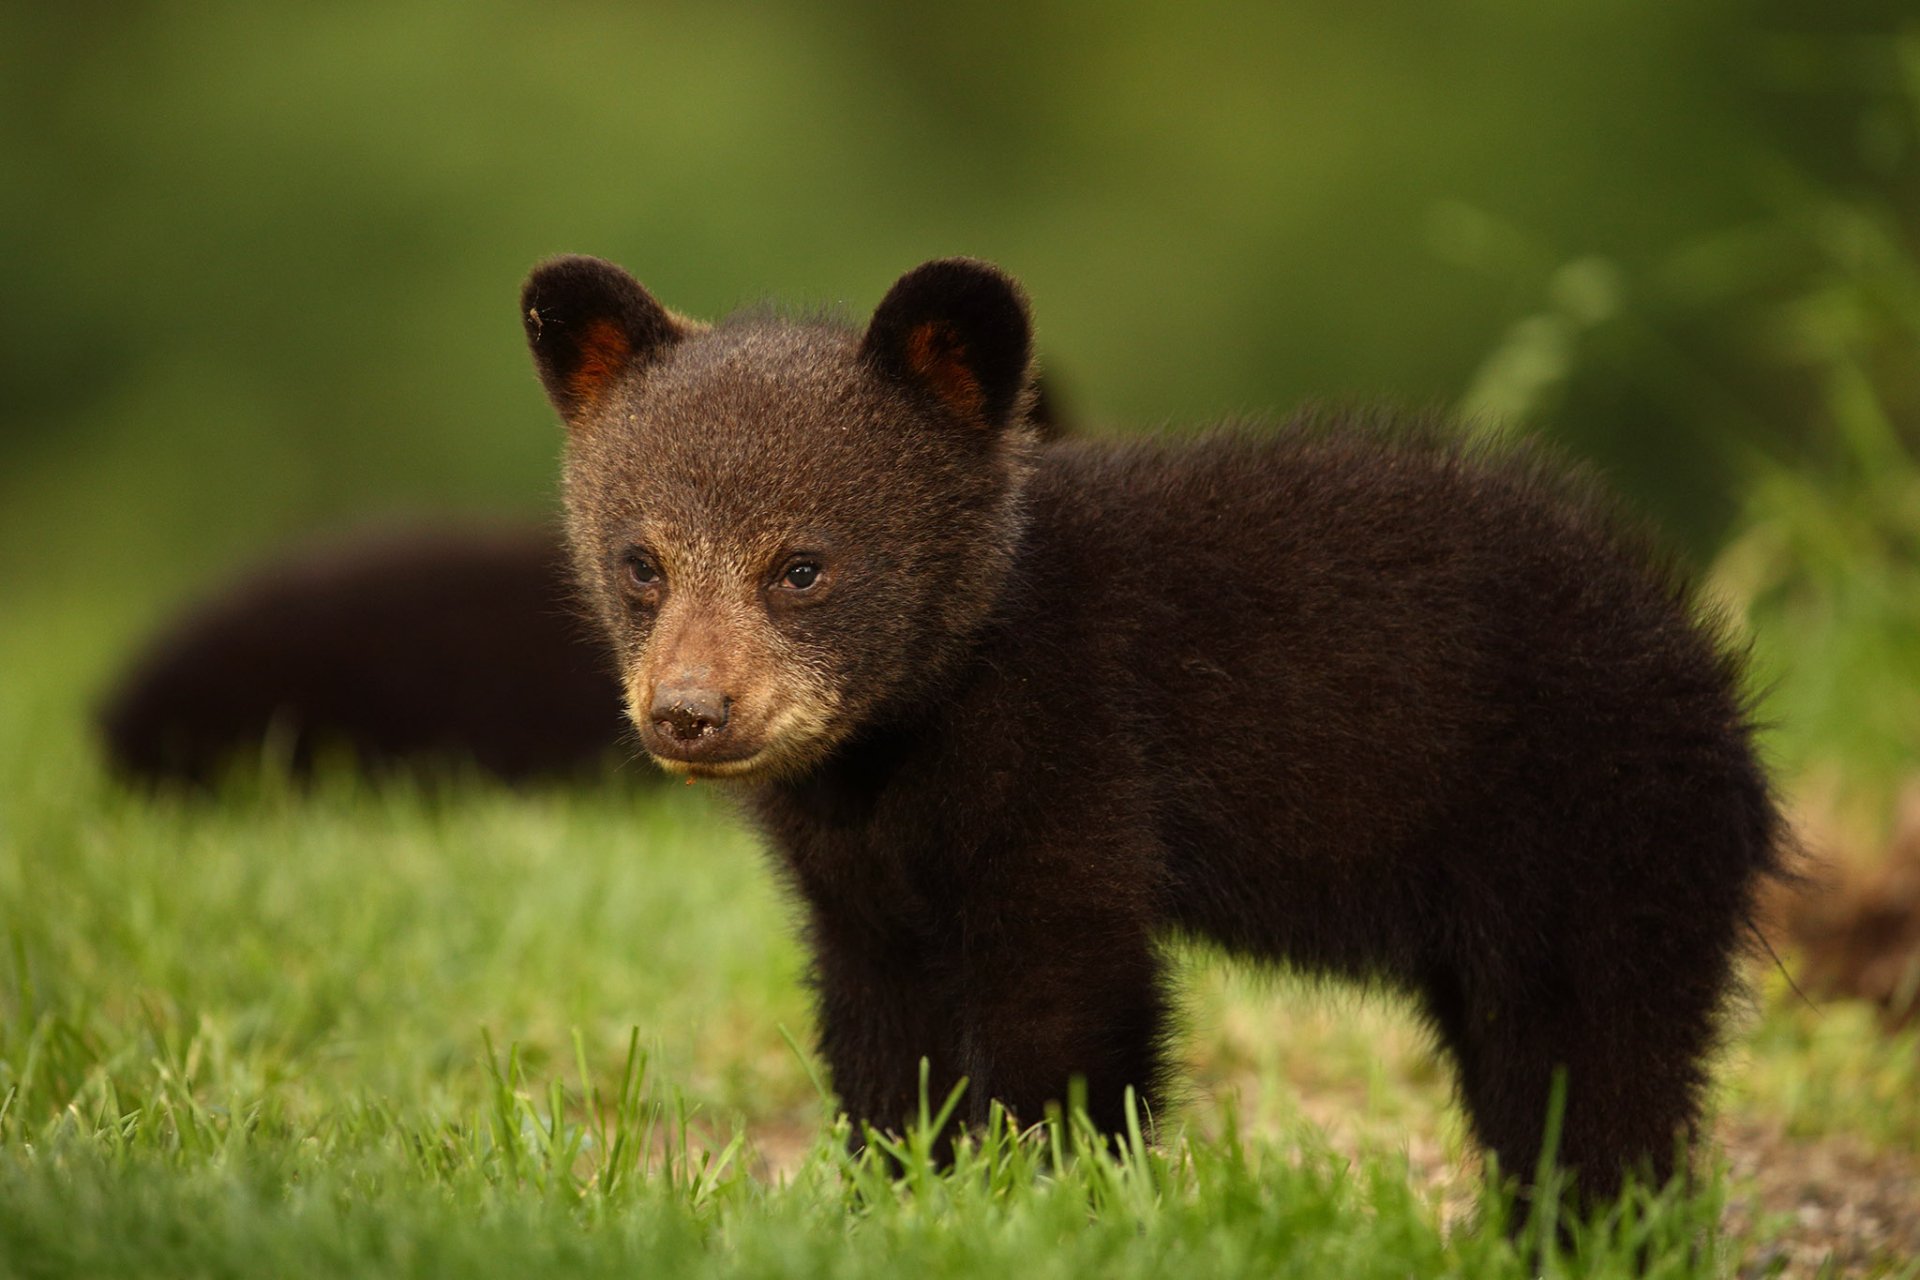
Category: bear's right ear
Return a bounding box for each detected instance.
[521,256,687,425]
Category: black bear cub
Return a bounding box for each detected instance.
[98,523,629,786]
[522,253,1786,1208]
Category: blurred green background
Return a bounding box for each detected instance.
[2,0,1916,796]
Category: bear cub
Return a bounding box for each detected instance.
[98,523,628,786]
[522,253,1786,1208]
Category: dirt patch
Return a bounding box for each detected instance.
[1226,1096,1920,1275]
[1720,1118,1920,1278]
[1775,779,1920,1033]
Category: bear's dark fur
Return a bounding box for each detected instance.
[525,254,1786,1210]
[98,522,630,786]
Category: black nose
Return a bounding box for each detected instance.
[650,687,730,742]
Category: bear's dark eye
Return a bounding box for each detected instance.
[622,550,662,593]
[781,560,821,590]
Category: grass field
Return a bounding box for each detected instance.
[2,582,1917,1279]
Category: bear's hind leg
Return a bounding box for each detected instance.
[1422,936,1731,1217]
[1423,742,1780,1218]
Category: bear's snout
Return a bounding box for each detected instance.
[650,685,730,743]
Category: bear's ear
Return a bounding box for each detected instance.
[521,256,687,425]
[861,258,1032,431]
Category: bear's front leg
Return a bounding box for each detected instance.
[808,869,1172,1153]
[951,909,1174,1141]
[806,917,964,1149]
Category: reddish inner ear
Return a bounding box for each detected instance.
[905,321,984,420]
[567,317,634,409]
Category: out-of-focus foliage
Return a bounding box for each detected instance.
[1441,15,1920,546]
[1444,18,1920,799]
[1710,190,1920,799]
[0,0,1846,590]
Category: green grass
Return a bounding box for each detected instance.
[3,596,1917,1279]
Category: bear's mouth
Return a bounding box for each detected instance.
[645,747,773,780]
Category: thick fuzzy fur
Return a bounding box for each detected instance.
[526,254,1787,1209]
[99,522,629,785]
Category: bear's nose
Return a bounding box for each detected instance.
[650,687,730,742]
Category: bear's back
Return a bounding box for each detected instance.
[967,425,1761,968]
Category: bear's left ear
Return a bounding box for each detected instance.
[861,258,1032,431]
[521,255,690,427]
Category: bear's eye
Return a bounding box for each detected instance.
[621,550,663,593]
[779,558,821,591]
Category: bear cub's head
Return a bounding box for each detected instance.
[522,256,1037,781]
